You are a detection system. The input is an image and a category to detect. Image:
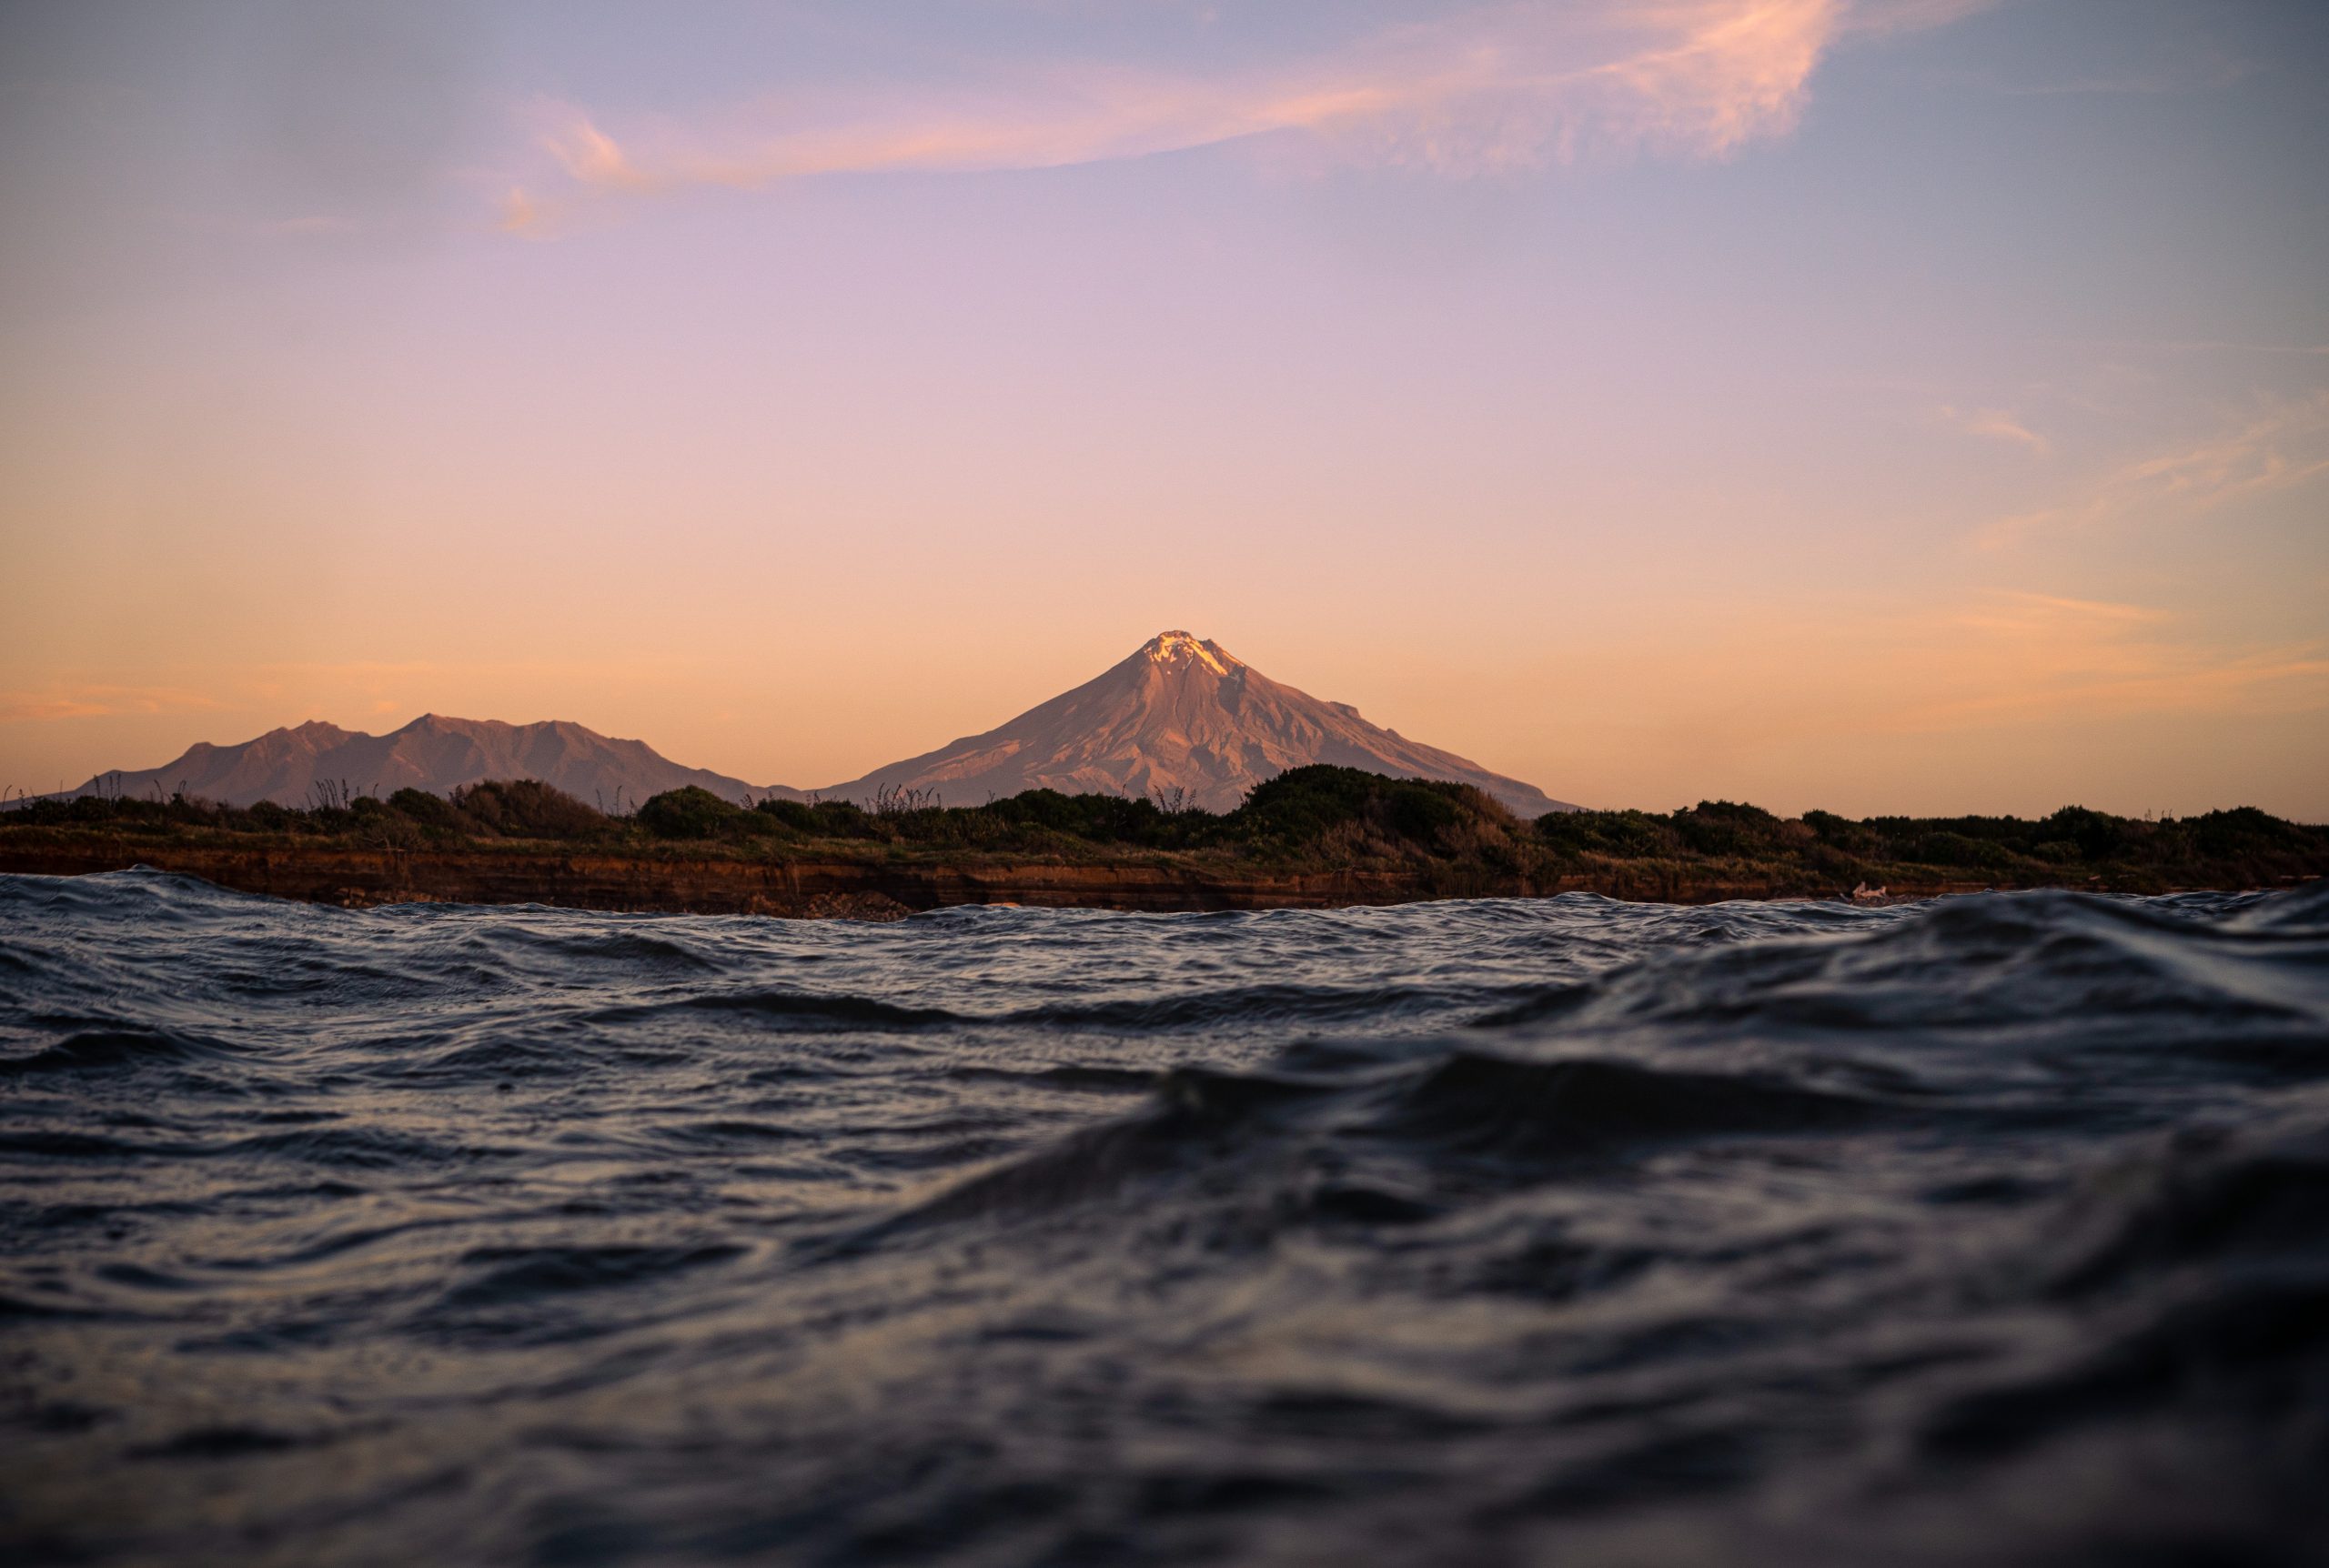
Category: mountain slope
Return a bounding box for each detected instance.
[63,716,777,810]
[49,636,1572,817]
[814,631,1574,816]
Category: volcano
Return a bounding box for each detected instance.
[815,631,1572,816]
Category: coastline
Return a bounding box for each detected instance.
[1,830,2293,919]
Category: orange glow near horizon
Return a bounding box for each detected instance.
[2,1,2324,819]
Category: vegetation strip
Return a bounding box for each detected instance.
[5,768,2322,916]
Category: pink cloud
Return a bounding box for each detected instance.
[501,0,1974,236]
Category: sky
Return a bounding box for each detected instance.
[1,0,2324,819]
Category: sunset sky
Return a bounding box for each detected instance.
[3,0,2324,818]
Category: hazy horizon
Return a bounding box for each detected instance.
[5,1,2325,819]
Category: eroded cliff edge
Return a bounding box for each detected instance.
[0,834,2229,918]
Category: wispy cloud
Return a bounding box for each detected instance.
[1897,590,2329,729]
[1622,588,2328,749]
[500,0,1981,236]
[1941,404,2049,453]
[2122,400,2329,499]
[1978,393,2329,547]
[1537,585,2327,801]
[0,686,225,724]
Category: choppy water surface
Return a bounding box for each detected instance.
[4,872,2326,1566]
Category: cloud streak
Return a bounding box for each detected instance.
[1941,404,2050,453]
[1592,588,2329,763]
[501,0,1974,236]
[0,686,224,724]
[1979,393,2329,547]
[1905,591,2329,729]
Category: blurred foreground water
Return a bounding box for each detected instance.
[4,870,2326,1565]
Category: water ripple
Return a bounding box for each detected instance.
[2,869,2325,1563]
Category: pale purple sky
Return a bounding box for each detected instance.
[3,0,2324,815]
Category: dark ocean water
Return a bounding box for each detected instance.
[3,871,2327,1567]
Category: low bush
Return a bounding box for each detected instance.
[449,780,609,840]
[635,786,743,840]
[1236,767,1491,854]
[388,788,464,832]
[6,770,2324,892]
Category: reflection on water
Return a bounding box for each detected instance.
[4,871,2326,1564]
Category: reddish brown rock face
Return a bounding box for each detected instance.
[0,837,2005,918]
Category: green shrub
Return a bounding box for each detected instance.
[453,780,608,840]
[983,789,1161,842]
[753,798,819,833]
[1386,784,1463,841]
[388,788,464,831]
[749,797,891,841]
[2184,806,2305,858]
[1671,801,1783,857]
[635,786,742,839]
[1801,809,1880,855]
[1538,809,1680,859]
[1228,767,1495,856]
[2040,806,2131,862]
[1911,831,2011,869]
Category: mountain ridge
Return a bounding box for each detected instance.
[40,633,1573,816]
[55,713,777,812]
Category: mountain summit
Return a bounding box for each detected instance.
[815,631,1572,816]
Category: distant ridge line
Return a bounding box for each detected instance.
[33,633,1574,816]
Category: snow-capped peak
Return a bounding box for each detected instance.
[1143,630,1230,675]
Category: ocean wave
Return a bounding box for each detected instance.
[2,871,2324,1563]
